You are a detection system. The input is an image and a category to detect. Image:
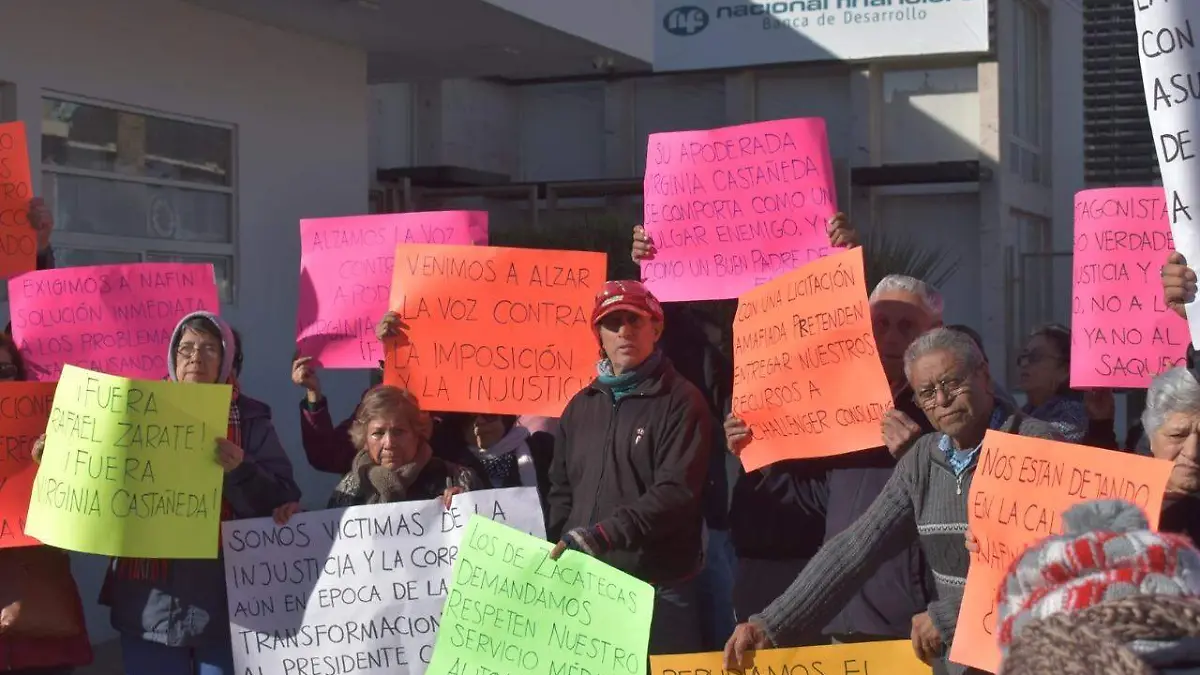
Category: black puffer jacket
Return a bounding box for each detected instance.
[659,304,734,531]
[729,458,829,561]
[820,386,937,639]
[547,356,713,584]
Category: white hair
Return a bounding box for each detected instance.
[870,274,944,321]
[903,327,985,380]
[1142,367,1200,436]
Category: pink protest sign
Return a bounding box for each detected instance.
[1071,187,1187,388]
[295,211,488,368]
[640,118,837,302]
[8,263,220,381]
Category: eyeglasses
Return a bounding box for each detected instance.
[1016,351,1063,368]
[1036,323,1071,337]
[177,344,222,360]
[913,375,970,409]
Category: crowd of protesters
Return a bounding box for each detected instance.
[4,193,1200,675]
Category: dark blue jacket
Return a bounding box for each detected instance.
[820,386,936,639]
[100,395,300,648]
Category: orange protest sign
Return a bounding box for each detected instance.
[0,122,37,278]
[383,244,605,416]
[731,246,893,471]
[651,641,930,675]
[0,381,56,548]
[950,430,1173,673]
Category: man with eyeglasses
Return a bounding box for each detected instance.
[724,273,943,649]
[725,327,1060,675]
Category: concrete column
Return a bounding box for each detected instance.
[603,80,636,178]
[410,79,443,166]
[977,60,1008,379]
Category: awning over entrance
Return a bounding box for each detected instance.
[184,0,652,81]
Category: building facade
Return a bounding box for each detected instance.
[0,0,653,656]
[0,0,1085,660]
[1083,0,1158,187]
[370,0,1084,384]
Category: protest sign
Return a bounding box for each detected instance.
[1136,2,1200,347]
[383,244,604,416]
[9,262,220,381]
[950,430,1173,673]
[0,381,57,548]
[221,487,545,675]
[650,641,931,675]
[427,515,654,675]
[640,117,837,302]
[296,211,488,369]
[0,121,37,278]
[732,247,893,471]
[24,364,231,558]
[1072,188,1187,388]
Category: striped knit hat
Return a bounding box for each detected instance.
[997,500,1200,668]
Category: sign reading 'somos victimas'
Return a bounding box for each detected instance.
[654,0,989,72]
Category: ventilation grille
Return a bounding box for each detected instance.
[1084,0,1159,187]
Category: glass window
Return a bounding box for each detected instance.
[1010,0,1047,184]
[53,248,142,267]
[1016,210,1056,341]
[144,251,233,303]
[42,99,232,186]
[40,96,236,303]
[43,172,232,242]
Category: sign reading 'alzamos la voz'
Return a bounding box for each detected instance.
[654,0,989,71]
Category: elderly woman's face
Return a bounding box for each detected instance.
[175,327,223,384]
[1017,334,1068,397]
[910,349,992,440]
[366,410,420,470]
[1151,410,1200,495]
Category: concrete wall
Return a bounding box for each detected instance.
[0,0,370,645]
[371,62,1001,357]
[481,0,653,63]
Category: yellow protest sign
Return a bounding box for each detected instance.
[651,642,931,675]
[24,364,231,558]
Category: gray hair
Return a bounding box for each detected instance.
[903,327,985,380]
[870,274,944,321]
[1142,367,1200,436]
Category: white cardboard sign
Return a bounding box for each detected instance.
[221,487,546,675]
[1136,0,1200,347]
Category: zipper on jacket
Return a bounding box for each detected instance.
[931,459,973,495]
[585,392,651,525]
[587,398,622,524]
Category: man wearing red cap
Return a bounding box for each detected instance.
[547,279,714,656]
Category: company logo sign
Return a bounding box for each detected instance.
[654,0,990,72]
[663,6,710,36]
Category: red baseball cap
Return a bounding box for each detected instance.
[590,280,664,326]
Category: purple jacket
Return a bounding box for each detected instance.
[299,397,358,475]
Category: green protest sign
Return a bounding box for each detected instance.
[428,515,654,675]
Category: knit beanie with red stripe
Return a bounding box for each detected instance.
[996,499,1200,658]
